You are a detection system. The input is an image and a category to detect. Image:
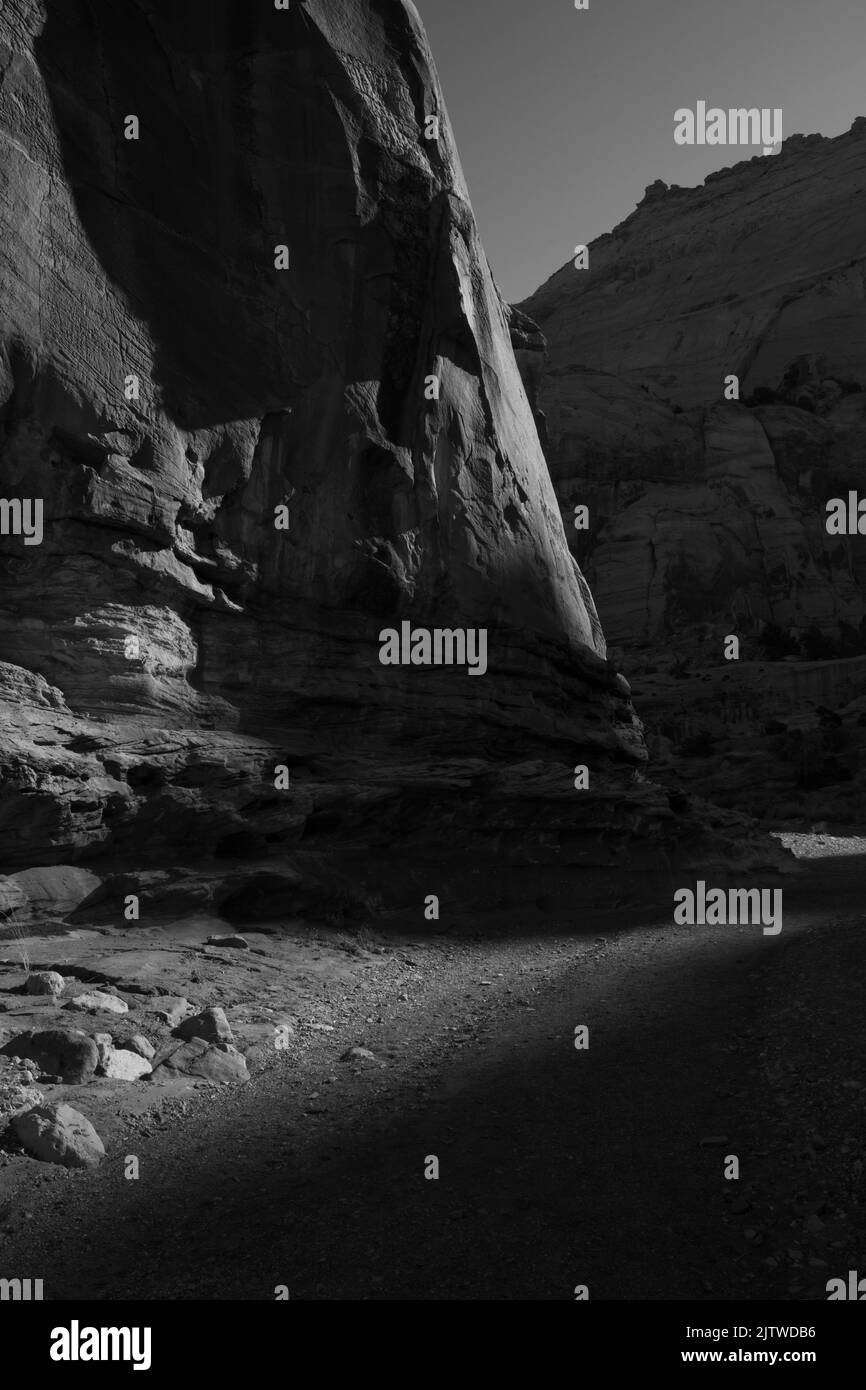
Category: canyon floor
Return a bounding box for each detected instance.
[0,835,863,1301]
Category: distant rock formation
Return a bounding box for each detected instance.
[3,0,751,924]
[518,121,866,656]
[517,125,866,827]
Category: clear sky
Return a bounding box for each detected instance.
[419,0,866,302]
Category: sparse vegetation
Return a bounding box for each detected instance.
[0,906,31,976]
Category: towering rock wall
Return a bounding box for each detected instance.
[3,0,729,923]
[517,125,866,828]
[518,123,866,656]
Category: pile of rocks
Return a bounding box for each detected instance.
[1,973,251,1169]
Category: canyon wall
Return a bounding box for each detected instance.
[518,124,866,826]
[1,0,754,926]
[518,122,866,655]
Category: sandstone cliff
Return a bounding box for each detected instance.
[518,121,866,653]
[2,0,745,927]
[518,123,866,827]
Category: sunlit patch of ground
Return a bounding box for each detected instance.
[773,832,866,859]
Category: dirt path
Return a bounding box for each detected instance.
[2,846,864,1300]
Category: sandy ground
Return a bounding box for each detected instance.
[0,836,864,1300]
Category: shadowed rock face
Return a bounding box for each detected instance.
[4,0,730,920]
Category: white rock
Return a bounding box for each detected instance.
[66,991,128,1016]
[100,1048,151,1081]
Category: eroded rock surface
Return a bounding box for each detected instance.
[0,0,752,919]
[518,123,866,655]
[517,127,866,827]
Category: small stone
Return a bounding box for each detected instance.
[25,971,65,997]
[340,1046,379,1065]
[126,1035,155,1060]
[206,935,249,950]
[14,1102,105,1168]
[93,1032,114,1068]
[66,991,128,1016]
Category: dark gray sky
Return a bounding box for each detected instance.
[419,0,866,302]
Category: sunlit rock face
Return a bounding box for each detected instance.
[518,123,866,655]
[517,124,866,831]
[3,0,732,922]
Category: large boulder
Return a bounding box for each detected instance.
[1,1028,99,1084]
[14,1102,105,1168]
[175,1007,234,1046]
[152,1037,248,1084]
[25,970,65,997]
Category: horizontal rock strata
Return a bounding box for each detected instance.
[0,0,758,923]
